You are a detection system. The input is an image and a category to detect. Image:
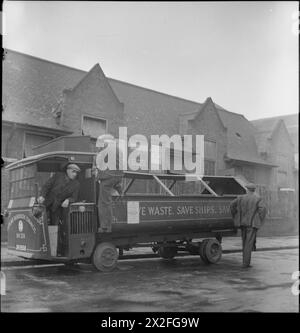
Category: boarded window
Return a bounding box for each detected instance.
[82,116,107,138]
[277,171,288,188]
[204,160,215,175]
[242,165,255,183]
[277,154,289,172]
[24,133,54,158]
[204,140,216,160]
[204,140,216,175]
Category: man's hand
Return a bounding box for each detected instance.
[61,199,70,208]
[91,168,98,178]
[37,196,45,204]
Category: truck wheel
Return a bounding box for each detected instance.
[158,246,177,259]
[92,242,118,272]
[204,239,222,264]
[199,240,210,264]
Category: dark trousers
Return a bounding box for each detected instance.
[241,226,257,267]
[50,207,67,255]
[98,176,122,231]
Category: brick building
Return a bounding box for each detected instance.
[252,114,298,190]
[2,49,297,223]
[252,114,298,218]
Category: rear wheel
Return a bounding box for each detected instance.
[204,239,222,264]
[92,242,118,272]
[199,239,210,264]
[158,246,177,259]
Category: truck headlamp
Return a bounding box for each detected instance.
[79,206,86,213]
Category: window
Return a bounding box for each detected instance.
[24,133,54,158]
[204,140,216,175]
[242,165,255,183]
[204,160,216,175]
[204,140,216,160]
[277,154,288,172]
[10,166,36,199]
[277,171,288,188]
[82,115,107,138]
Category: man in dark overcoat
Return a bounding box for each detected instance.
[230,183,267,268]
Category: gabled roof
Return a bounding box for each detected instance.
[252,114,298,151]
[70,63,122,105]
[215,106,274,166]
[252,113,298,133]
[3,48,272,166]
[252,115,297,152]
[178,97,227,132]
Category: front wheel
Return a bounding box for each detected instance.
[92,242,118,272]
[199,240,210,264]
[203,239,222,264]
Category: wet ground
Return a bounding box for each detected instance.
[1,248,298,312]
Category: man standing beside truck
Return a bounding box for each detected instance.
[230,183,267,268]
[95,134,124,233]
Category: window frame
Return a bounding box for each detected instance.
[23,131,55,158]
[9,165,37,199]
[277,153,289,173]
[204,138,217,175]
[204,159,216,176]
[81,114,108,139]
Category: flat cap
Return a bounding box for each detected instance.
[66,163,81,172]
[245,183,256,190]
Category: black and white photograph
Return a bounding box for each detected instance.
[1,1,299,317]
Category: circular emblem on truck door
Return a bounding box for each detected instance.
[18,220,23,232]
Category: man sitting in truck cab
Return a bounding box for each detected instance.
[37,163,81,254]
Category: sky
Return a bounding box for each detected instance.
[2,1,299,120]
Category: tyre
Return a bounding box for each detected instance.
[92,242,118,272]
[158,246,177,259]
[204,239,222,264]
[199,239,210,264]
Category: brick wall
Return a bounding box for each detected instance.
[61,65,124,137]
[187,102,228,174]
[268,122,295,190]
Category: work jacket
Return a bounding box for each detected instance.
[230,192,267,229]
[40,173,80,212]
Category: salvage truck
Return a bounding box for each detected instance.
[4,135,246,271]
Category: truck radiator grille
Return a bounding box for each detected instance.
[70,211,96,234]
